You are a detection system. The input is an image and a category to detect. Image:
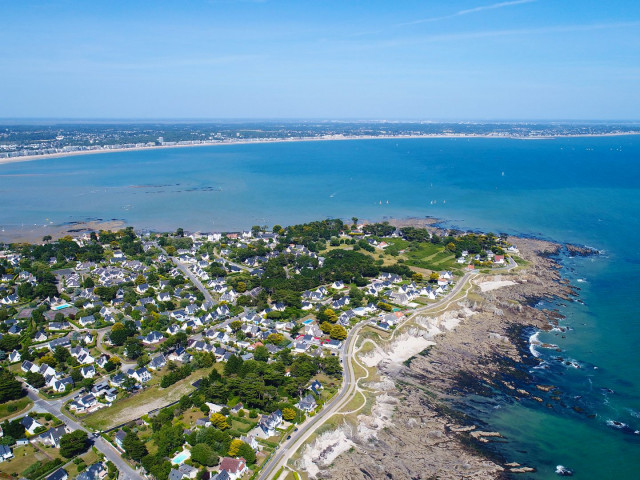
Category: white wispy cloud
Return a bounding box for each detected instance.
[372,21,640,48]
[397,0,537,27]
[350,0,536,37]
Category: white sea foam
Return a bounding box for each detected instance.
[529,331,541,357]
[555,465,573,476]
[607,419,628,429]
[531,360,549,371]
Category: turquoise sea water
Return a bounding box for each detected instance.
[1,137,639,477]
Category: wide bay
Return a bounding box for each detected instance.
[1,136,639,478]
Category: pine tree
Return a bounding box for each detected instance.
[122,432,148,461]
[0,369,24,403]
[60,430,89,458]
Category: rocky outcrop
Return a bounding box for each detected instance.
[316,236,565,479]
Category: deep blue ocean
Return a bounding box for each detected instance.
[1,137,639,478]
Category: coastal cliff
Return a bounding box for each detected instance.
[300,237,576,479]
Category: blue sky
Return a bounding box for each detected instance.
[1,0,639,120]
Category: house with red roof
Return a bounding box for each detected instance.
[218,457,247,480]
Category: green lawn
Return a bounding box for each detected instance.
[0,397,33,421]
[66,449,101,478]
[1,444,55,476]
[400,242,462,274]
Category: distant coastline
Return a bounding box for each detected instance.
[1,131,638,166]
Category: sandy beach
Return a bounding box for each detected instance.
[2,131,638,167]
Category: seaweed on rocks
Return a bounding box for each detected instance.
[451,370,496,397]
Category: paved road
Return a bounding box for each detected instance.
[27,390,142,480]
[258,259,521,477]
[258,270,481,479]
[94,327,136,372]
[161,247,215,304]
[256,321,362,480]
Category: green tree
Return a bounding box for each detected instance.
[60,430,89,458]
[122,432,148,461]
[190,443,218,467]
[25,372,46,388]
[54,346,71,365]
[1,419,25,439]
[429,272,440,282]
[254,345,269,362]
[224,355,243,376]
[109,328,128,346]
[0,369,24,403]
[237,442,256,464]
[0,335,21,352]
[154,424,184,456]
[320,355,342,377]
[17,282,34,300]
[124,338,143,359]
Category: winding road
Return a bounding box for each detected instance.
[257,267,490,479]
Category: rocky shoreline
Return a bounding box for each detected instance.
[302,236,589,479]
[0,219,126,244]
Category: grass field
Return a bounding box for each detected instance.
[0,397,33,421]
[324,238,462,275]
[398,241,461,273]
[83,366,216,430]
[0,444,53,476]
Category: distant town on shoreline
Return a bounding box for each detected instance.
[1,121,639,160]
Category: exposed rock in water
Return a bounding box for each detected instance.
[314,236,572,479]
[565,243,600,256]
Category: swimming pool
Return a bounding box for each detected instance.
[302,319,314,324]
[171,450,190,465]
[52,303,72,310]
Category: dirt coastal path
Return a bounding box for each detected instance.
[257,262,495,479]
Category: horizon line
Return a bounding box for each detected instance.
[0,117,639,124]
